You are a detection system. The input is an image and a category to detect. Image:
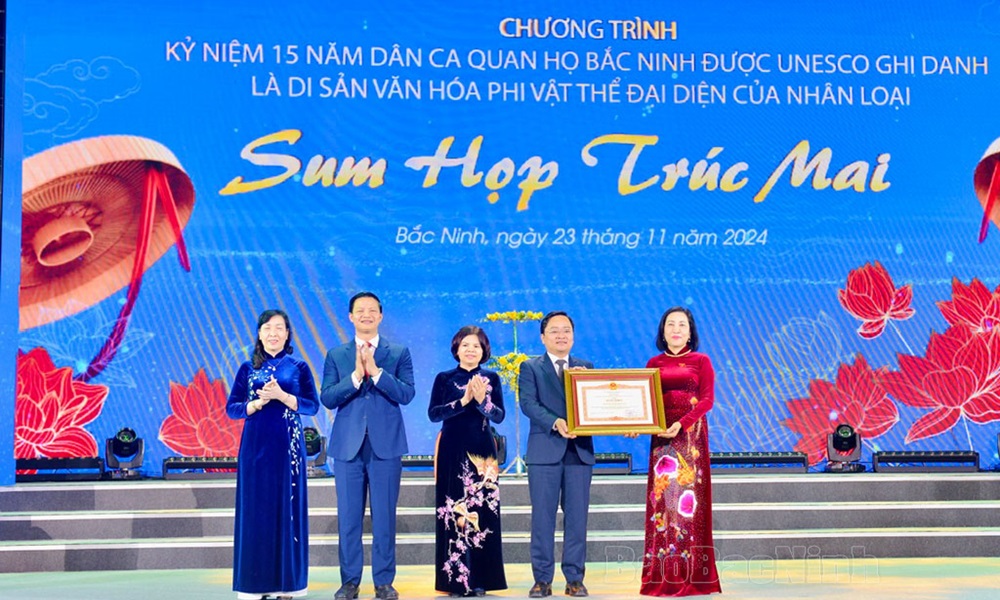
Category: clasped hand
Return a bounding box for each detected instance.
[354,343,380,381]
[257,377,286,403]
[461,374,488,406]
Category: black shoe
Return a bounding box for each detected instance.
[564,581,588,597]
[375,584,399,600]
[334,581,360,600]
[473,589,486,598]
[528,581,553,598]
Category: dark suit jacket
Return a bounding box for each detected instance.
[518,354,595,465]
[320,338,415,460]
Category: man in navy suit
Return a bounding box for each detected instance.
[321,292,415,600]
[519,311,595,598]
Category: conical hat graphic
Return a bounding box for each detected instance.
[21,135,195,382]
[21,135,195,331]
[974,136,1000,242]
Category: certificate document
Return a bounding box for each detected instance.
[564,368,666,435]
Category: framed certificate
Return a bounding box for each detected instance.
[564,368,666,435]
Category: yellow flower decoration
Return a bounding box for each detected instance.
[488,351,529,394]
[483,311,544,324]
[482,308,542,411]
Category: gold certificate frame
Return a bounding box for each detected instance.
[564,368,666,436]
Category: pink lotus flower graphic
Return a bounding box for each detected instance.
[678,489,697,518]
[654,454,679,478]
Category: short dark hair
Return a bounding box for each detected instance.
[349,291,382,313]
[252,309,294,368]
[450,325,492,364]
[656,306,699,352]
[540,311,574,334]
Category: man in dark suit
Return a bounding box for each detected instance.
[519,311,595,598]
[321,292,415,600]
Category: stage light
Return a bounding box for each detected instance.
[401,454,434,467]
[594,452,633,475]
[873,451,979,473]
[826,423,864,472]
[303,427,330,478]
[831,424,857,452]
[105,427,144,477]
[304,427,322,456]
[710,451,808,473]
[162,456,237,479]
[112,428,140,457]
[401,454,435,478]
[15,457,105,482]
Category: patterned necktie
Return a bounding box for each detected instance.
[556,359,567,378]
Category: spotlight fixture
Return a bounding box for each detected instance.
[401,454,435,478]
[594,452,633,475]
[105,427,144,478]
[873,451,979,473]
[15,457,105,482]
[304,427,322,456]
[162,456,237,479]
[826,423,864,472]
[710,452,808,473]
[303,427,330,478]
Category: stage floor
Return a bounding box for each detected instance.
[0,559,998,600]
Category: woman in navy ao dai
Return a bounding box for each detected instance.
[429,326,507,597]
[227,310,320,600]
